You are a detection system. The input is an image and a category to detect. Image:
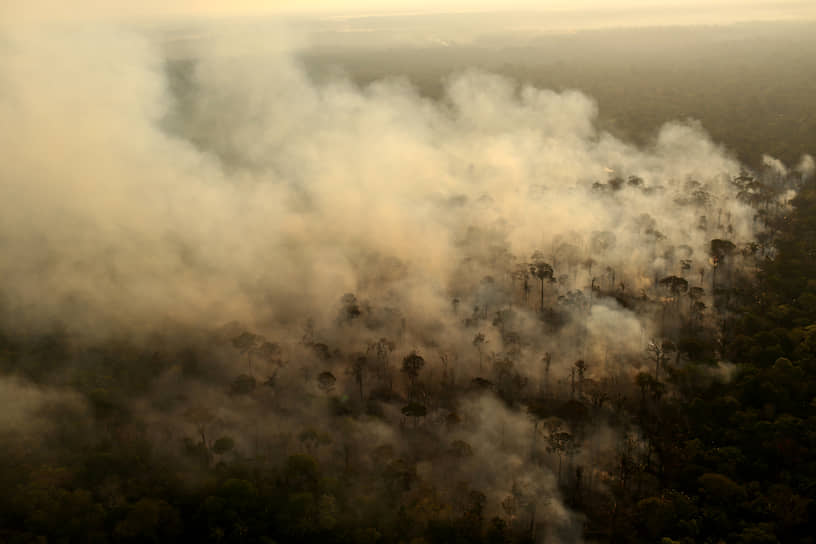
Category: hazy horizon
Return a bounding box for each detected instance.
[4,0,816,26]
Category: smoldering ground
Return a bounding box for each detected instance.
[0,18,813,543]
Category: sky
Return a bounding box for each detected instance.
[3,0,816,23]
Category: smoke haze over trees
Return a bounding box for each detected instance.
[1,10,816,544]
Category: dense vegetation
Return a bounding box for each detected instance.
[1,164,814,543]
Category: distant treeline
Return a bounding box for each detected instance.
[299,22,816,171]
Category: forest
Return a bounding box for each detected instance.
[2,16,816,544]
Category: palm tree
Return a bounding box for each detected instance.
[529,251,554,313]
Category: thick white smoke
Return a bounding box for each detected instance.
[0,24,759,342]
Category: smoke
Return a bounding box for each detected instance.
[796,154,815,179]
[762,154,789,177]
[1,18,811,543]
[0,23,759,339]
[0,376,86,435]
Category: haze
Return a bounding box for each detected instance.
[1,2,814,544]
[4,0,816,24]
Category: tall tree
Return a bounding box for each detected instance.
[530,251,555,313]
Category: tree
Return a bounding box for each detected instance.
[368,337,395,389]
[232,331,262,376]
[438,350,456,386]
[541,352,552,396]
[464,489,487,536]
[513,263,531,307]
[338,293,363,324]
[501,495,517,528]
[529,252,555,313]
[183,405,216,466]
[710,238,736,290]
[317,371,336,394]
[299,428,332,453]
[659,275,689,296]
[401,402,427,426]
[546,426,573,483]
[487,517,510,544]
[401,351,425,389]
[574,360,587,398]
[647,339,668,381]
[473,332,487,371]
[346,354,368,402]
[212,436,235,456]
[635,371,665,409]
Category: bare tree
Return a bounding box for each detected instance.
[472,332,487,372]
